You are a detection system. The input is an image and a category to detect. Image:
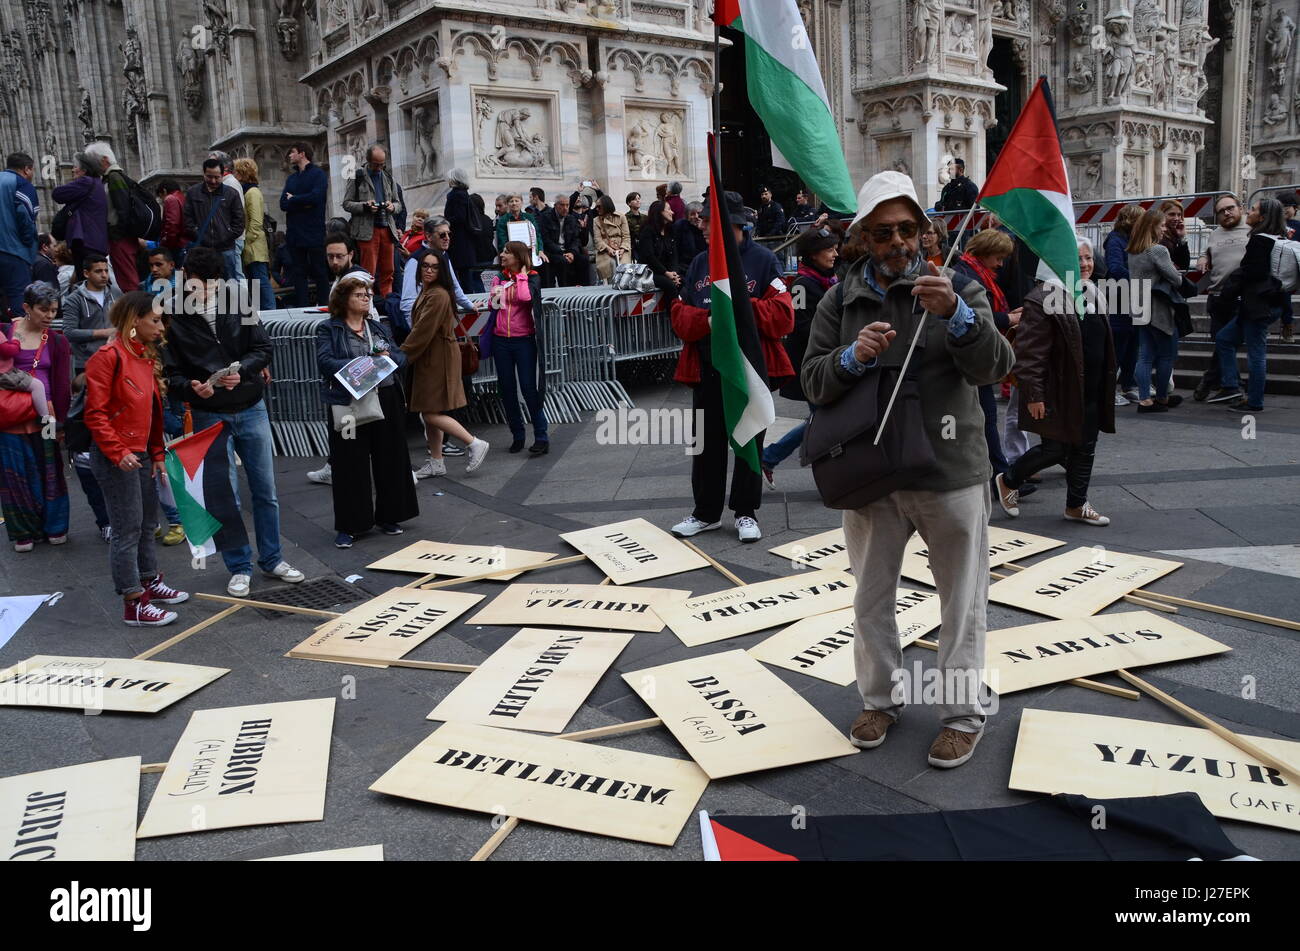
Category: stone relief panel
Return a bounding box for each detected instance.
[472,89,560,177]
[1122,153,1144,195]
[406,96,441,183]
[874,135,912,178]
[1166,157,1189,193]
[946,12,977,59]
[624,102,689,180]
[1069,152,1104,199]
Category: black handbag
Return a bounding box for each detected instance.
[51,204,72,242]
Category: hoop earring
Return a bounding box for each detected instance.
[129,327,138,340]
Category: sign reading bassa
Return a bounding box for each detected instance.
[467,583,688,633]
[1,757,140,861]
[987,547,1182,619]
[768,528,850,572]
[137,698,335,838]
[656,569,855,647]
[370,722,708,846]
[622,650,858,778]
[428,628,632,733]
[1010,709,1300,833]
[748,588,942,685]
[368,540,558,580]
[288,588,483,665]
[901,526,1067,587]
[985,612,1230,695]
[0,655,228,714]
[560,518,708,585]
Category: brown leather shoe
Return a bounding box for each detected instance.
[927,727,982,768]
[849,710,894,749]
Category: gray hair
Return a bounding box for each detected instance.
[685,201,703,214]
[496,193,510,204]
[423,215,449,235]
[446,167,469,189]
[23,281,59,309]
[668,181,683,195]
[207,149,233,173]
[84,141,117,168]
[73,152,101,177]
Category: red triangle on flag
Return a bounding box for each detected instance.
[981,78,1069,199]
[713,0,740,26]
[170,422,224,481]
[709,819,799,861]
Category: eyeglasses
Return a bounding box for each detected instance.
[1216,205,1239,215]
[420,262,439,270]
[866,221,920,242]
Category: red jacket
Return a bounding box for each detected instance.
[84,336,165,465]
[161,190,186,250]
[670,285,796,389]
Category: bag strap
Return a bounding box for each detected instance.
[193,190,226,247]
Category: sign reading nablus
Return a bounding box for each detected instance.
[1,757,140,861]
[560,518,708,584]
[367,540,559,580]
[288,588,483,666]
[987,547,1181,619]
[467,583,688,633]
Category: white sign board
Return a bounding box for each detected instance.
[1,757,140,861]
[560,518,708,585]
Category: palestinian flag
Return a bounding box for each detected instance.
[714,0,856,215]
[163,422,247,559]
[706,133,773,476]
[978,77,1079,288]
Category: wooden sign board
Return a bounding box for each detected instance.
[370,722,708,846]
[768,528,850,572]
[560,518,708,585]
[137,698,335,839]
[901,526,1067,587]
[985,612,1230,695]
[428,628,632,733]
[988,547,1182,619]
[368,540,558,580]
[1010,709,1300,833]
[468,583,688,634]
[255,845,384,861]
[622,650,858,778]
[1,757,140,861]
[655,569,855,647]
[0,655,228,714]
[288,588,483,666]
[748,588,942,686]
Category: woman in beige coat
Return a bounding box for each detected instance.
[593,194,631,282]
[402,249,489,477]
[234,158,275,313]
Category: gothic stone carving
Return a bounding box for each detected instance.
[915,0,943,65]
[474,93,557,175]
[946,13,976,58]
[410,102,439,181]
[625,105,686,179]
[177,39,205,119]
[1103,11,1136,101]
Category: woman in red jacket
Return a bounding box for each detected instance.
[85,291,189,627]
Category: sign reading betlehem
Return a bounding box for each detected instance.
[901,526,1066,587]
[988,547,1182,619]
[428,628,632,733]
[985,611,1229,695]
[368,540,558,580]
[623,650,858,778]
[0,656,228,714]
[370,722,708,846]
[768,528,850,572]
[289,588,483,666]
[136,698,335,838]
[1,757,140,861]
[748,588,942,686]
[560,518,708,585]
[468,583,688,633]
[656,569,856,647]
[1010,709,1300,833]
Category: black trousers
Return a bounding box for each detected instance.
[691,363,764,523]
[290,245,331,307]
[328,385,419,534]
[1197,294,1238,390]
[1004,436,1098,510]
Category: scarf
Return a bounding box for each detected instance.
[797,263,838,291]
[960,252,1007,313]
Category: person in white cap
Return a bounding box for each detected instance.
[801,171,1014,769]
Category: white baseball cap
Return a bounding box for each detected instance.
[849,171,928,232]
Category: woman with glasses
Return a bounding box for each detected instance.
[920,218,947,268]
[316,276,418,548]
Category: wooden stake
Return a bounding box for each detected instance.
[471,818,519,861]
[418,554,587,589]
[1117,669,1300,785]
[133,604,243,661]
[193,592,342,618]
[404,571,440,589]
[1124,590,1300,634]
[912,638,1140,700]
[681,539,744,587]
[287,651,477,673]
[140,763,167,774]
[989,567,1177,614]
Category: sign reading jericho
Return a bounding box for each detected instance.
[623,650,858,778]
[288,588,483,665]
[988,547,1182,619]
[768,528,851,572]
[368,540,558,580]
[985,612,1230,695]
[1,757,140,861]
[1010,709,1300,833]
[468,583,688,633]
[428,628,632,733]
[370,722,708,846]
[656,569,855,647]
[560,518,708,584]
[901,526,1066,587]
[137,698,335,839]
[0,655,228,714]
[748,589,942,685]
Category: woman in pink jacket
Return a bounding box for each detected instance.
[486,240,547,454]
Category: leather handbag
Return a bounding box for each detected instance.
[458,338,480,376]
[0,389,36,431]
[330,388,383,431]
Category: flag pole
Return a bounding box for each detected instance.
[712,12,722,137]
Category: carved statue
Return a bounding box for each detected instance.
[123,77,148,135]
[412,105,438,180]
[655,111,682,177]
[1167,161,1186,194]
[1122,156,1141,196]
[992,1,1014,19]
[492,107,546,169]
[176,39,205,119]
[948,15,975,57]
[1084,154,1103,194]
[475,97,494,145]
[204,0,230,59]
[77,86,93,143]
[1102,14,1136,101]
[1154,26,1178,106]
[120,28,143,77]
[914,0,943,64]
[43,119,57,159]
[1067,52,1095,93]
[626,118,653,172]
[276,16,300,58]
[1263,92,1286,125]
[1067,12,1091,46]
[1267,10,1295,66]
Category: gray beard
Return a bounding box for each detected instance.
[873,250,925,281]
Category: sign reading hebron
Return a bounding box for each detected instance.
[1010,709,1300,833]
[988,547,1182,619]
[0,757,140,861]
[655,569,855,647]
[137,698,335,839]
[428,628,632,733]
[985,612,1230,695]
[622,650,858,778]
[468,583,688,633]
[288,588,483,665]
[368,540,558,580]
[0,655,228,714]
[560,518,708,584]
[370,722,708,846]
[901,526,1066,587]
[768,528,850,572]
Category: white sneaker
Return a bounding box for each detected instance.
[1114,393,1130,407]
[995,473,1020,518]
[265,561,305,583]
[307,463,332,485]
[1065,502,1111,527]
[414,457,447,479]
[670,515,721,538]
[466,439,490,472]
[736,516,762,543]
[227,574,251,598]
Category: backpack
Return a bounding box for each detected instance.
[1268,235,1300,292]
[119,174,162,241]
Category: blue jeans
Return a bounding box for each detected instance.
[978,384,1009,474]
[492,334,548,442]
[1108,314,1138,391]
[73,451,110,530]
[1216,315,1269,408]
[1135,326,1176,401]
[762,403,811,470]
[189,401,282,576]
[245,261,277,314]
[222,247,244,281]
[0,250,31,319]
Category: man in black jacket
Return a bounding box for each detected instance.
[537,194,567,287]
[161,246,303,599]
[937,157,978,212]
[560,196,592,286]
[673,202,707,273]
[755,186,786,238]
[183,159,246,273]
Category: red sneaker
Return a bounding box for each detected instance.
[144,574,189,605]
[124,593,178,628]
